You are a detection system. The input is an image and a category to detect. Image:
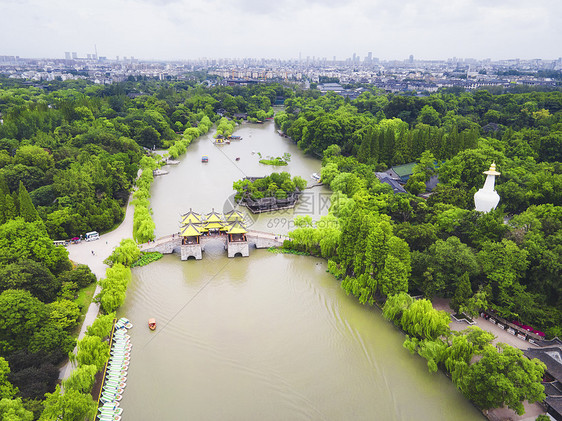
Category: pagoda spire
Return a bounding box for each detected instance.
[474,161,501,213]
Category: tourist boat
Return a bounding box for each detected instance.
[148,318,156,331]
[98,414,121,421]
[229,135,242,140]
[235,157,240,161]
[311,173,321,182]
[201,156,209,163]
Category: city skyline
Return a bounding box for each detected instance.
[1,0,560,61]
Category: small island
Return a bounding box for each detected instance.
[259,152,291,166]
[233,172,307,213]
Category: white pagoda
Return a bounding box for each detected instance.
[474,162,501,213]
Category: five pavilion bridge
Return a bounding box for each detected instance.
[139,209,287,260]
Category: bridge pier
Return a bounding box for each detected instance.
[227,241,249,257]
[181,244,202,260]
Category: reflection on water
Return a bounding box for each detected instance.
[119,119,483,420]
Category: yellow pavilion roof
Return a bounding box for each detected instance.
[205,209,223,223]
[181,209,202,224]
[202,221,227,230]
[223,209,245,222]
[227,221,247,234]
[180,223,201,237]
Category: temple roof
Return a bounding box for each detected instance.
[202,221,227,230]
[224,209,245,222]
[180,222,201,237]
[524,346,562,382]
[227,221,247,234]
[205,209,223,223]
[181,208,202,224]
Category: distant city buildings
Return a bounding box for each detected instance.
[0,53,559,91]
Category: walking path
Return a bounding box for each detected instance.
[432,298,539,350]
[58,196,135,380]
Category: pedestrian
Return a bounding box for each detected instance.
[91,250,94,255]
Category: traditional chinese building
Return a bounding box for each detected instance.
[179,209,249,259]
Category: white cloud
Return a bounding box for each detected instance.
[0,0,559,60]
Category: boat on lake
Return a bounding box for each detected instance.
[201,156,209,163]
[311,173,321,182]
[148,318,156,330]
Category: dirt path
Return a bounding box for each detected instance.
[58,195,135,380]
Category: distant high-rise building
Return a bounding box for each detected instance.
[64,52,71,60]
[367,52,373,63]
[409,54,414,63]
[72,52,78,59]
[116,56,119,61]
[353,52,357,63]
[87,54,92,60]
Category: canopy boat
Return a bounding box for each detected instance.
[148,318,156,331]
[201,156,209,163]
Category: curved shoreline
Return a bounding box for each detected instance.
[58,194,135,380]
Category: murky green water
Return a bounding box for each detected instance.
[118,119,483,420]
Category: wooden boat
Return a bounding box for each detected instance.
[148,318,156,331]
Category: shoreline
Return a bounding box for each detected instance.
[58,193,135,380]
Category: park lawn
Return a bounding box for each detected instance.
[72,282,97,336]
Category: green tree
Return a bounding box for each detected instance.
[39,385,96,421]
[400,298,450,340]
[418,105,441,126]
[383,292,414,325]
[457,344,545,415]
[75,335,109,371]
[106,238,141,267]
[0,358,17,400]
[85,312,115,339]
[0,219,71,275]
[57,264,96,289]
[46,300,80,330]
[478,239,529,313]
[0,398,33,421]
[450,272,472,314]
[63,364,98,394]
[421,236,479,297]
[0,259,60,302]
[17,181,39,222]
[0,289,46,353]
[29,324,76,356]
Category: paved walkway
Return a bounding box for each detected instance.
[432,298,546,421]
[58,195,135,380]
[432,298,538,350]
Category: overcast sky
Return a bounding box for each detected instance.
[1,0,560,61]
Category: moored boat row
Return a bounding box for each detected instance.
[97,317,133,421]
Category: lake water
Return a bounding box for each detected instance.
[118,119,483,420]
